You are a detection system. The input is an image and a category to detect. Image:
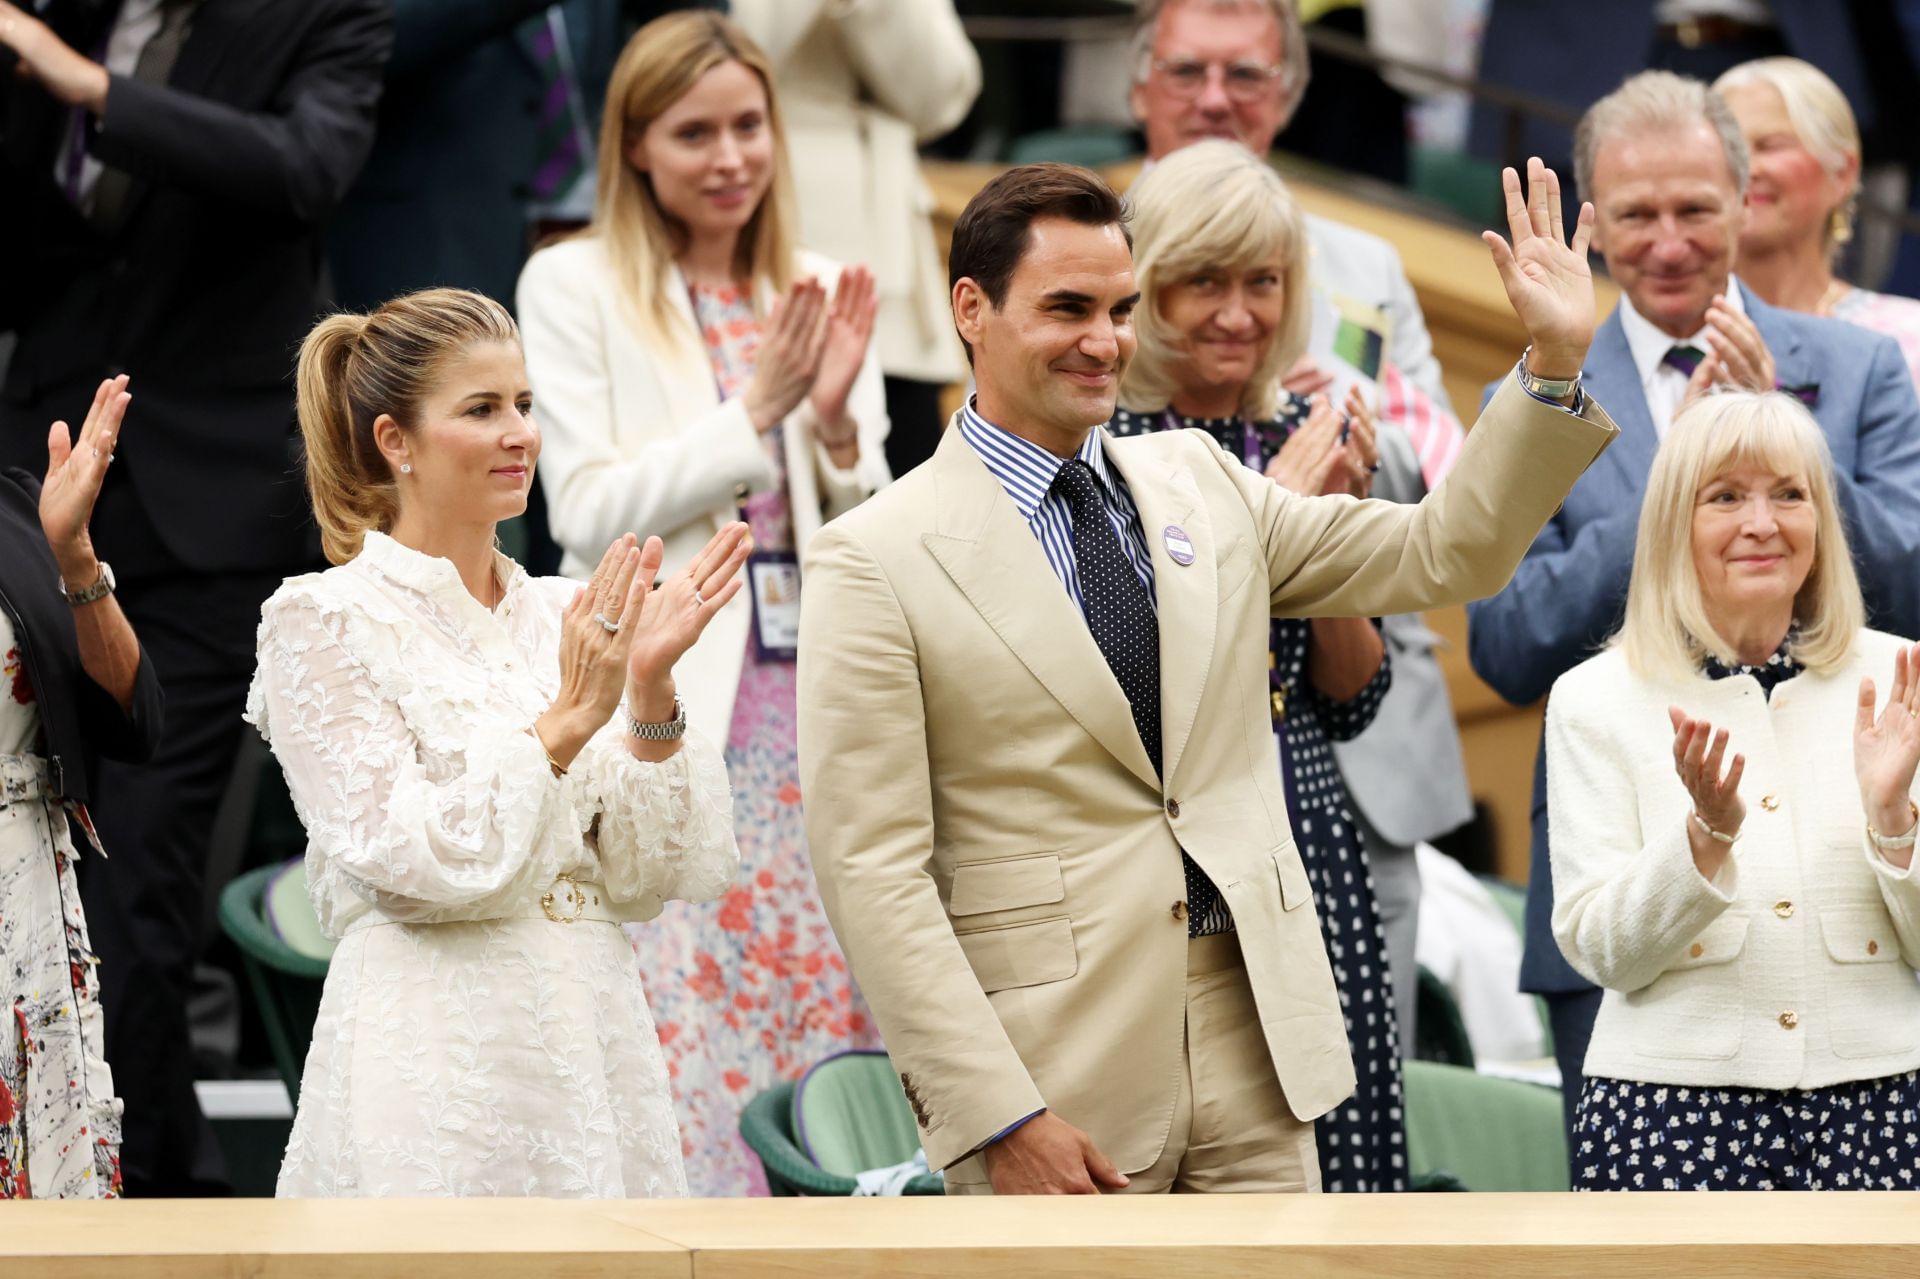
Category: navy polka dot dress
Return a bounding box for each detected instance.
[1110,403,1408,1193]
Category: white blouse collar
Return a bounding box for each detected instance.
[357,530,529,614]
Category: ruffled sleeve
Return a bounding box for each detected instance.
[245,584,581,931]
[574,724,740,916]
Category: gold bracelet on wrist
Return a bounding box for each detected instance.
[530,725,567,777]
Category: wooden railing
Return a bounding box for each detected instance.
[11,1192,1920,1277]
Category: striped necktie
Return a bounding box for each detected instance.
[529,10,590,202]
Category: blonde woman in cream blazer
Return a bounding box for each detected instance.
[514,12,890,1196]
[1547,390,1920,1192]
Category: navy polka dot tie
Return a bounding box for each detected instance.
[1052,459,1227,936]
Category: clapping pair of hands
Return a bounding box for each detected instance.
[1264,384,1380,498]
[740,266,878,459]
[1672,644,1920,872]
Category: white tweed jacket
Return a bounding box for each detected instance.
[1546,630,1920,1090]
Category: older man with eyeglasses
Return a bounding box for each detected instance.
[1126,0,1473,1066]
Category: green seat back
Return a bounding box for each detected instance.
[218,863,329,1101]
[791,1050,924,1178]
[1476,875,1557,1056]
[1404,1059,1568,1191]
[1415,964,1476,1068]
[266,860,334,962]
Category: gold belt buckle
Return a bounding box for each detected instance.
[541,871,585,924]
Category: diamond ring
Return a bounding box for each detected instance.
[593,612,621,634]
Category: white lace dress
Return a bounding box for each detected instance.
[246,532,738,1198]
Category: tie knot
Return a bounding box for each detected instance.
[1052,457,1102,505]
[1663,344,1707,377]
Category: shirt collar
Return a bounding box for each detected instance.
[1617,275,1747,389]
[958,398,1119,521]
[357,530,527,614]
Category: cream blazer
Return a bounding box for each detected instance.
[516,237,891,746]
[796,376,1617,1174]
[1547,633,1920,1091]
[731,0,980,384]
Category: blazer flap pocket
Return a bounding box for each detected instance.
[1273,846,1312,912]
[950,853,1065,917]
[1820,907,1900,964]
[1676,912,1750,969]
[955,915,1078,994]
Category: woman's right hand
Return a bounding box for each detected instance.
[742,277,828,434]
[1266,395,1348,496]
[1670,705,1746,842]
[537,534,647,768]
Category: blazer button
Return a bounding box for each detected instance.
[1759,794,1781,812]
[1773,900,1793,919]
[1166,798,1181,818]
[1779,1011,1799,1030]
[1270,690,1287,720]
[1689,942,1704,958]
[1868,939,1881,956]
[1171,901,1187,923]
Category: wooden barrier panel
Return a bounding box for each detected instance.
[9,1193,1920,1278]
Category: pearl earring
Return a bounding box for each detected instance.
[400,463,412,474]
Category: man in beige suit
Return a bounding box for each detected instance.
[797,159,1615,1194]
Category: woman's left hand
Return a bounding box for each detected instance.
[1854,641,1920,837]
[622,522,753,705]
[807,265,877,441]
[1339,384,1378,498]
[38,375,128,582]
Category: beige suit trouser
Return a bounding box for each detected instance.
[946,933,1320,1195]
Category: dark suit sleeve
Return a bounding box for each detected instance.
[1463,377,1636,706]
[87,0,391,223]
[1828,334,1920,639]
[69,641,164,764]
[385,0,553,79]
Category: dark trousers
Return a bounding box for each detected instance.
[77,475,288,1196]
[1546,985,1605,1176]
[882,375,947,480]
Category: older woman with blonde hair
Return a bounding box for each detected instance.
[1547,389,1920,1191]
[1107,138,1405,1192]
[514,10,891,1195]
[1714,58,1920,388]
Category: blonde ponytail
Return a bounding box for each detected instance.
[292,288,520,564]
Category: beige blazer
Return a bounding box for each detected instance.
[1548,632,1920,1090]
[796,376,1617,1174]
[516,236,891,745]
[731,0,981,384]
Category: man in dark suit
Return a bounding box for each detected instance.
[1467,70,1920,1155]
[0,0,389,1195]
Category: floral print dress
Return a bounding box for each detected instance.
[0,608,123,1198]
[624,282,879,1197]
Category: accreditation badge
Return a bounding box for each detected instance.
[748,549,801,663]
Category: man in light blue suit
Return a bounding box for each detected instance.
[1468,71,1920,1151]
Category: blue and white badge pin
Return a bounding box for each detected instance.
[1163,524,1195,565]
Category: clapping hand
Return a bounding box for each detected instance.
[808,265,877,443]
[1482,157,1596,384]
[622,522,751,700]
[0,2,109,110]
[1669,706,1745,874]
[1338,384,1378,498]
[1854,643,1920,859]
[743,278,828,433]
[1680,297,1778,411]
[39,375,127,586]
[1266,394,1348,495]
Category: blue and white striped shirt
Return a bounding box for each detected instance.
[957,401,1157,616]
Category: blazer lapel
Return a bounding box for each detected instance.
[1584,310,1659,495]
[921,425,1161,791]
[1105,436,1216,786]
[1742,282,1811,392]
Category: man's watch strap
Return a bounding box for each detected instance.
[62,561,115,606]
[1516,347,1581,400]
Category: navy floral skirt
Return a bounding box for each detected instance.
[1573,1071,1920,1190]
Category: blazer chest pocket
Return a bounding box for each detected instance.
[949,852,1065,917]
[955,915,1078,994]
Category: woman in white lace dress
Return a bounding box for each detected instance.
[247,288,748,1198]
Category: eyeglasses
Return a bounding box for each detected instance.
[1151,57,1286,103]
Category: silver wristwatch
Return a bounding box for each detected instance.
[62,561,116,607]
[626,695,688,741]
[1516,346,1581,401]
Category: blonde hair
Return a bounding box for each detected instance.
[587,11,796,347]
[1130,0,1311,125]
[294,288,520,565]
[1119,140,1310,421]
[1615,391,1861,681]
[1714,57,1862,257]
[1574,70,1749,204]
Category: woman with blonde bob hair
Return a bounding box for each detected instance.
[1714,58,1920,388]
[1546,390,1920,1191]
[515,11,891,1195]
[1109,138,1406,1193]
[251,287,750,1197]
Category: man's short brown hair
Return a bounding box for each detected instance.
[948,164,1131,364]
